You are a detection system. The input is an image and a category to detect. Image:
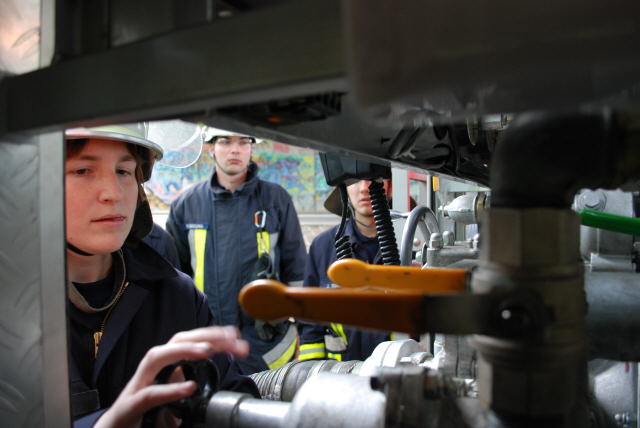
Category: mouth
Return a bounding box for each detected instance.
[92,215,127,223]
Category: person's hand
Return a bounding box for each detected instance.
[94,326,248,428]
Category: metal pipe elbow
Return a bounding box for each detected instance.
[490,111,622,209]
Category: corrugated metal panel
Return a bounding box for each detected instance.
[0,133,69,427]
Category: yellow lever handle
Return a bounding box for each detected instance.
[239,279,425,335]
[327,259,467,293]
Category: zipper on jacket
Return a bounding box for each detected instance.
[93,281,129,357]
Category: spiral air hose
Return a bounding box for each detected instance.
[369,180,400,265]
[334,183,354,260]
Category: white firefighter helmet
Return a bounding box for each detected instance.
[65,120,206,179]
[65,123,163,181]
[202,126,262,144]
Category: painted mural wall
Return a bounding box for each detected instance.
[145,140,332,214]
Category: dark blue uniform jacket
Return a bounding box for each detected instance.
[299,220,390,361]
[142,222,180,268]
[69,242,258,427]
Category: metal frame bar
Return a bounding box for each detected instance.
[2,0,344,134]
[39,132,70,427]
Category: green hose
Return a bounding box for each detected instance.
[580,209,640,235]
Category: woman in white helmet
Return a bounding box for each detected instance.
[64,124,258,428]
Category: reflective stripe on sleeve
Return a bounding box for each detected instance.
[263,323,298,370]
[288,280,304,287]
[390,332,410,341]
[330,323,348,345]
[256,231,270,256]
[189,229,207,292]
[327,352,343,361]
[298,343,326,361]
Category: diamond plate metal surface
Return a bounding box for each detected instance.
[0,134,69,427]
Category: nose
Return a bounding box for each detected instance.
[98,172,124,203]
[358,180,372,194]
[229,141,242,154]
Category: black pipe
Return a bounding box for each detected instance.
[490,111,624,209]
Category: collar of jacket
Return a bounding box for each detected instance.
[209,162,260,196]
[121,241,178,284]
[344,219,382,264]
[344,218,375,244]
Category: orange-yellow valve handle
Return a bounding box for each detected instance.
[327,259,467,293]
[239,279,425,335]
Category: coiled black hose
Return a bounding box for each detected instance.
[334,183,354,260]
[335,235,352,260]
[369,180,400,265]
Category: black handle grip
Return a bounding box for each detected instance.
[145,359,220,428]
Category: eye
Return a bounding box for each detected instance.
[117,168,134,176]
[71,168,89,176]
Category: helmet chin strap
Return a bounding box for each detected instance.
[347,203,376,232]
[66,242,95,257]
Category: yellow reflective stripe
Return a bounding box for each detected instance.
[330,323,348,345]
[298,351,326,361]
[267,336,297,370]
[327,352,342,361]
[194,229,207,292]
[263,324,298,369]
[337,324,346,343]
[390,332,395,341]
[298,343,326,360]
[256,231,270,256]
[300,343,325,352]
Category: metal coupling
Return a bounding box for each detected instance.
[206,391,289,428]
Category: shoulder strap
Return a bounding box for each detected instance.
[254,178,266,212]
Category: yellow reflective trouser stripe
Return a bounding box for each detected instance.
[264,324,298,370]
[267,339,297,369]
[327,352,342,361]
[256,231,270,256]
[330,323,348,345]
[298,343,326,360]
[194,229,207,292]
